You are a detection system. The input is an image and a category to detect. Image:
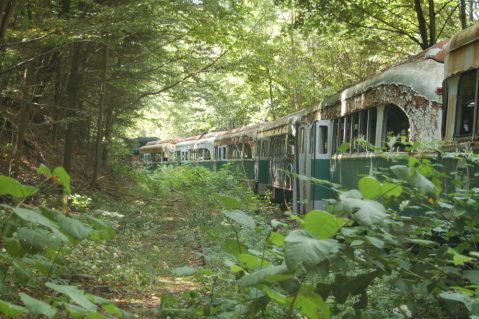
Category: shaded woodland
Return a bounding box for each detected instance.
[1,0,476,183]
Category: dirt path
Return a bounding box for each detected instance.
[73,192,201,317]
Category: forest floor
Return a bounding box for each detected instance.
[68,180,204,318]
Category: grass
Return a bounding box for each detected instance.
[66,165,269,317]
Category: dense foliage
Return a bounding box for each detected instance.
[161,154,479,319]
[0,166,128,318]
[2,0,477,181]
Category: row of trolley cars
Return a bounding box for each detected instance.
[139,23,479,214]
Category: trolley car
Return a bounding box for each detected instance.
[139,23,479,213]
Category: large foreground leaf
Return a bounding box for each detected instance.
[334,190,388,227]
[303,210,346,239]
[223,210,255,229]
[20,293,57,318]
[46,283,97,311]
[284,231,340,271]
[239,264,289,288]
[0,176,38,198]
[0,299,27,317]
[289,292,330,319]
[390,165,435,193]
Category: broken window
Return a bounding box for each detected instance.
[383,104,409,150]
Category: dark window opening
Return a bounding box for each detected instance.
[384,104,409,150]
[299,128,305,153]
[339,118,345,145]
[310,126,315,154]
[455,70,477,137]
[243,143,252,158]
[318,125,328,154]
[332,119,339,154]
[351,113,359,151]
[369,108,377,146]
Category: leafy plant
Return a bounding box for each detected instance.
[0,166,129,318]
[165,154,479,318]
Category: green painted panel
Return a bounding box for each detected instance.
[312,158,333,201]
[258,160,269,184]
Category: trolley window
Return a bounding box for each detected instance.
[243,143,252,159]
[368,108,377,146]
[261,140,268,158]
[318,125,328,154]
[204,149,211,160]
[299,128,305,153]
[384,104,409,150]
[455,70,477,137]
[310,126,315,154]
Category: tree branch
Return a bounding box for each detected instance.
[129,49,229,106]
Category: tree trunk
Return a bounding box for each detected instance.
[0,0,15,49]
[268,67,276,120]
[414,0,429,50]
[469,0,474,22]
[101,105,114,168]
[428,0,436,46]
[460,0,467,29]
[9,63,32,177]
[92,39,109,185]
[63,42,83,174]
[289,0,300,110]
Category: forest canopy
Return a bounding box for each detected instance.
[0,0,477,177]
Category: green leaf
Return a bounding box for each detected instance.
[0,176,38,198]
[303,210,346,239]
[331,271,381,303]
[284,230,340,271]
[87,312,106,319]
[453,254,472,266]
[260,286,287,304]
[238,264,289,288]
[102,303,123,316]
[45,282,97,311]
[20,293,57,318]
[18,228,62,253]
[86,216,116,240]
[37,164,52,178]
[335,190,388,227]
[365,236,384,249]
[224,239,247,257]
[289,292,330,319]
[464,270,479,284]
[381,182,403,198]
[440,291,475,311]
[171,266,197,276]
[358,176,382,199]
[216,194,241,210]
[390,165,435,193]
[12,207,67,241]
[268,232,285,247]
[0,299,27,317]
[65,303,88,318]
[225,259,244,273]
[13,262,33,284]
[56,214,92,242]
[4,238,25,257]
[52,167,71,194]
[337,143,350,152]
[238,253,271,269]
[223,210,255,229]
